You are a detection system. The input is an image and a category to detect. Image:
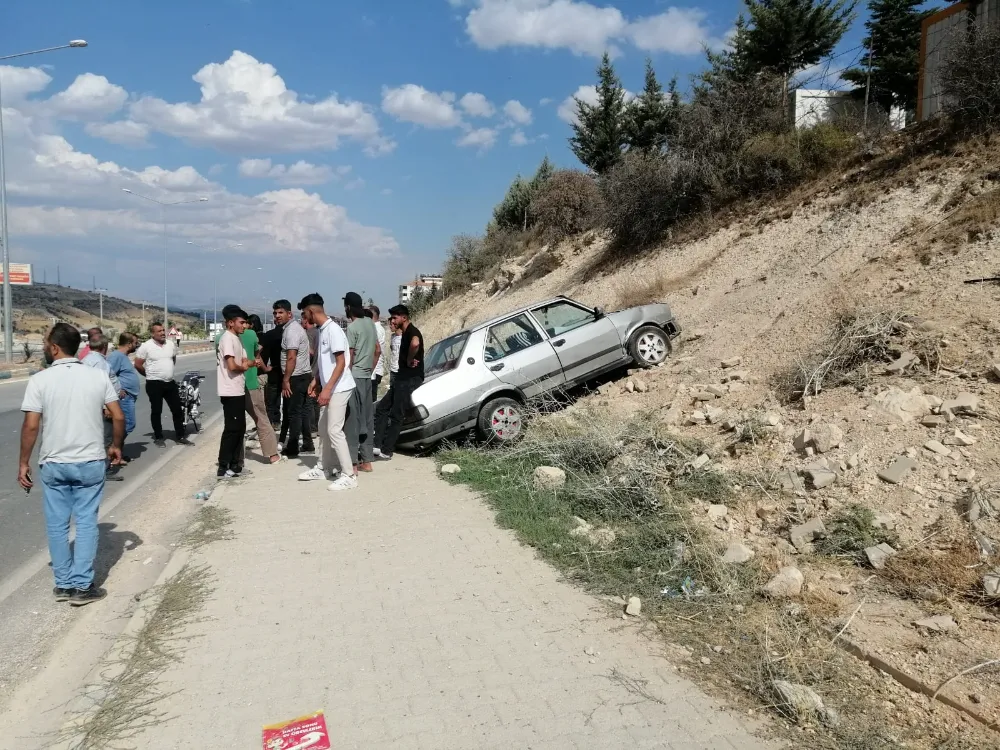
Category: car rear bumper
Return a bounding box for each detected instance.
[396,405,479,450]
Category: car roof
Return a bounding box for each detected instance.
[445,295,578,339]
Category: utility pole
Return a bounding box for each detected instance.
[863,33,875,131]
[141,301,146,328]
[97,288,107,327]
[57,265,60,286]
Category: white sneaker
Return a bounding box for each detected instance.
[328,473,358,492]
[373,448,383,457]
[298,467,326,481]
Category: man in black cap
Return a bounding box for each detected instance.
[374,304,423,460]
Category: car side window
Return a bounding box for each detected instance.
[531,302,595,338]
[484,314,543,362]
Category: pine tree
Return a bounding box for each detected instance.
[625,60,677,153]
[530,155,554,189]
[700,16,756,92]
[569,52,628,174]
[841,0,934,112]
[743,0,857,95]
[492,175,531,230]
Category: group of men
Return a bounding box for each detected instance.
[214,292,424,492]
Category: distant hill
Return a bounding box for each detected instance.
[10,284,202,339]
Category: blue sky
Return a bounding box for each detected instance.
[3,0,869,314]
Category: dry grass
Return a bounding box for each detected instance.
[59,564,213,749]
[773,309,906,403]
[611,247,727,309]
[181,505,234,550]
[882,537,983,602]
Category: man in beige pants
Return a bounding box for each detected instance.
[242,314,280,465]
[296,293,357,491]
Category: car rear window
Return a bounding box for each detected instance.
[531,301,594,337]
[424,331,470,377]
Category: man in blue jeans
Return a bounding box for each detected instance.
[107,333,141,447]
[19,323,125,606]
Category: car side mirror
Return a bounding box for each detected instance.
[594,305,606,319]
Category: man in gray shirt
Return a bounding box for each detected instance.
[274,299,315,458]
[343,292,380,472]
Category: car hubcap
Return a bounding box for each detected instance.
[637,332,668,364]
[491,405,522,440]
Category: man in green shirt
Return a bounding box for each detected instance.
[342,292,380,473]
[241,314,279,464]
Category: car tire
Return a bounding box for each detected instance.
[628,325,671,368]
[477,397,524,445]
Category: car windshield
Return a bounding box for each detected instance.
[424,331,470,378]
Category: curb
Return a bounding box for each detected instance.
[52,478,231,748]
[0,367,40,381]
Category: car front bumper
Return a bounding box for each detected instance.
[396,405,479,450]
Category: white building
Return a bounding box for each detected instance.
[398,274,443,304]
[790,89,906,131]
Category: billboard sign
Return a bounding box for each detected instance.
[0,263,33,285]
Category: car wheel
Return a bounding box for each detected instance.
[629,325,671,368]
[477,397,524,444]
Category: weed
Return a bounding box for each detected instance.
[882,536,984,602]
[181,504,233,550]
[816,504,899,560]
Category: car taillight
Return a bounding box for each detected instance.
[403,405,429,424]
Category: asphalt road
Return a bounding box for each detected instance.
[0,351,220,582]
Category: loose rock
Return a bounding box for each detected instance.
[773,680,840,727]
[707,504,728,521]
[956,467,976,482]
[706,384,728,398]
[533,466,567,490]
[790,518,827,549]
[923,440,952,457]
[635,380,649,394]
[687,411,707,425]
[878,456,920,485]
[811,423,844,454]
[763,566,804,598]
[885,351,918,375]
[625,596,642,616]
[914,614,958,632]
[983,568,1000,598]
[691,454,711,470]
[870,387,933,423]
[921,415,947,428]
[805,468,838,489]
[721,356,743,369]
[704,405,727,424]
[942,392,979,417]
[693,391,717,402]
[943,430,976,447]
[865,542,897,570]
[439,464,462,475]
[721,542,755,564]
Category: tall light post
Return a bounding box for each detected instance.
[0,40,88,363]
[187,241,240,329]
[122,189,208,332]
[97,288,107,327]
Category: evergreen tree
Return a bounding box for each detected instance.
[491,175,531,230]
[530,155,554,190]
[569,52,628,173]
[625,60,677,153]
[699,16,756,92]
[841,0,934,112]
[743,0,857,92]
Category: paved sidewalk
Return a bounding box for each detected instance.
[125,453,780,749]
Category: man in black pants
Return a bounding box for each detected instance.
[374,304,424,461]
[260,308,285,430]
[134,323,188,446]
[216,305,252,478]
[274,299,315,458]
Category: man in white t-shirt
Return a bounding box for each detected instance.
[297,293,357,491]
[216,305,252,479]
[19,323,124,606]
[370,305,387,402]
[134,323,188,445]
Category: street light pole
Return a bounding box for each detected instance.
[123,190,208,333]
[0,40,88,363]
[97,288,107,327]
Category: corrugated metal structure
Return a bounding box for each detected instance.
[918,0,1000,121]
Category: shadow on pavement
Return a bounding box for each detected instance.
[93,522,142,587]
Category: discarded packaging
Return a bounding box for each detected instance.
[262,710,331,750]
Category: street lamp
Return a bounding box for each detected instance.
[97,288,107,327]
[0,40,88,363]
[122,189,208,332]
[187,241,241,329]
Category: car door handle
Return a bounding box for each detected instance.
[552,339,566,347]
[490,363,505,371]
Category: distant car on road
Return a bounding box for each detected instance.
[396,295,681,449]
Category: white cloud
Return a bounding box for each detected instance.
[238,158,336,186]
[2,77,399,273]
[457,127,497,151]
[459,92,495,118]
[539,97,553,106]
[124,51,390,154]
[557,85,597,124]
[509,130,530,146]
[461,0,719,57]
[42,73,128,120]
[381,84,463,128]
[466,0,626,57]
[0,65,53,101]
[503,99,532,125]
[627,9,723,55]
[345,177,366,190]
[84,120,151,147]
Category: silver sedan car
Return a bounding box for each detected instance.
[397,295,680,449]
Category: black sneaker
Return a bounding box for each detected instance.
[53,587,73,602]
[105,471,125,482]
[69,585,108,607]
[177,437,194,446]
[154,437,166,447]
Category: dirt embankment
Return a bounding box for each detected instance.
[421,135,1000,745]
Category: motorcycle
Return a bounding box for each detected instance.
[179,371,204,433]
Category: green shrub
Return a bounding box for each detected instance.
[528,169,604,241]
[816,504,899,559]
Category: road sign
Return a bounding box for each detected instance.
[0,263,33,285]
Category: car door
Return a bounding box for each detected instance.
[529,300,625,385]
[483,313,565,398]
